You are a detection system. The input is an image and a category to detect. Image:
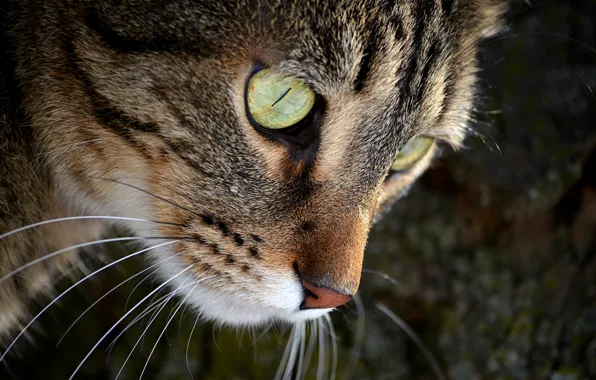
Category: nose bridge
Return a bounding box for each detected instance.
[296,205,371,296]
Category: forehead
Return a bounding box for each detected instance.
[92,0,470,164]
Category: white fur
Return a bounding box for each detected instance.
[152,246,331,327]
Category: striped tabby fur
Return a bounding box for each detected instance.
[0,0,504,347]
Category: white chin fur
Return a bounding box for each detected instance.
[151,247,331,327]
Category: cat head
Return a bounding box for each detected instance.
[13,0,505,325]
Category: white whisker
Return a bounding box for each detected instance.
[282,326,301,380]
[253,321,274,347]
[107,295,170,358]
[376,303,447,380]
[123,268,162,312]
[317,319,326,380]
[343,294,365,380]
[324,314,338,380]
[302,321,317,379]
[176,295,195,337]
[362,268,401,288]
[0,216,168,241]
[106,281,191,358]
[0,240,177,362]
[56,250,184,348]
[0,236,166,286]
[274,325,294,380]
[139,280,204,379]
[186,313,202,380]
[295,323,306,380]
[115,278,197,379]
[319,314,339,341]
[185,290,218,380]
[68,266,192,379]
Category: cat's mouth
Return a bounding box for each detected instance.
[178,281,334,326]
[155,254,337,326]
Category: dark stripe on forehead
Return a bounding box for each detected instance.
[86,9,214,56]
[353,28,379,92]
[380,1,406,42]
[88,92,160,135]
[66,44,160,159]
[415,40,441,105]
[397,1,438,110]
[441,0,455,15]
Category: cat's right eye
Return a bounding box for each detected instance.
[246,68,316,130]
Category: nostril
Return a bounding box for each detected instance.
[293,261,301,278]
[300,279,352,310]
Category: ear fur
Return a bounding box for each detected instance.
[478,0,509,38]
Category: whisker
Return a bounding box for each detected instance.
[177,294,196,337]
[37,138,104,162]
[107,296,169,359]
[139,279,206,379]
[295,322,306,380]
[106,281,189,358]
[186,312,202,380]
[0,215,184,241]
[124,267,163,312]
[56,250,184,348]
[68,266,193,379]
[376,303,447,380]
[0,236,183,286]
[138,277,191,352]
[274,325,294,380]
[115,278,196,379]
[88,176,203,218]
[318,315,339,341]
[362,268,401,288]
[572,68,596,103]
[283,326,301,380]
[252,321,275,347]
[114,293,175,358]
[316,319,326,380]
[184,289,219,380]
[343,294,365,380]
[0,240,177,362]
[486,31,596,56]
[324,315,338,380]
[302,321,317,379]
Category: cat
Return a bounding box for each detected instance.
[0,0,504,372]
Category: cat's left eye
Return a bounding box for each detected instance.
[390,136,435,172]
[246,68,315,130]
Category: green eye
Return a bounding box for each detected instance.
[246,68,316,130]
[391,136,435,171]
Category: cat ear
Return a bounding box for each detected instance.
[477,0,509,38]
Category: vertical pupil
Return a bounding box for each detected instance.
[272,87,292,107]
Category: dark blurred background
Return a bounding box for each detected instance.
[2,0,596,379]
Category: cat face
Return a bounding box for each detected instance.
[14,0,503,325]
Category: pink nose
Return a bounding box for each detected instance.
[301,280,352,309]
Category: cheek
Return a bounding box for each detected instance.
[53,127,168,222]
